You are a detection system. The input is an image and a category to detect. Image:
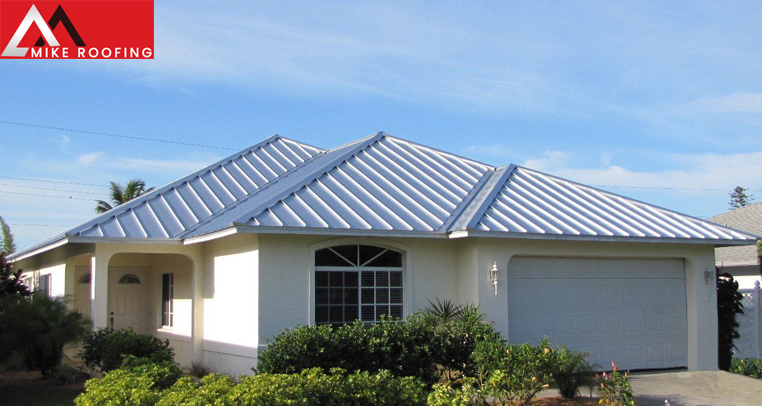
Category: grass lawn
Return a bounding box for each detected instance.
[0,370,84,406]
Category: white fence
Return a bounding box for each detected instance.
[735,281,762,359]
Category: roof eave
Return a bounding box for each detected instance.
[8,237,69,261]
[451,230,759,246]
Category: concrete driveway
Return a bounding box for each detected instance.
[627,371,761,406]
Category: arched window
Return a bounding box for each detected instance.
[79,273,91,284]
[118,274,141,284]
[315,245,403,325]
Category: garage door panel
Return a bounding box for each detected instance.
[507,257,687,370]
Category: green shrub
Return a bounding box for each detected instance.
[189,360,212,378]
[553,346,596,399]
[420,301,504,380]
[228,368,426,406]
[257,317,442,385]
[426,381,476,406]
[156,373,235,406]
[717,271,744,371]
[470,338,559,406]
[0,293,89,377]
[596,362,634,406]
[75,358,181,406]
[80,328,174,372]
[50,364,90,386]
[730,357,762,379]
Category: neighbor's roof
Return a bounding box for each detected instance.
[708,203,762,266]
[10,132,759,260]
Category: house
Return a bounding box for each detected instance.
[708,203,762,289]
[708,203,762,358]
[9,133,759,377]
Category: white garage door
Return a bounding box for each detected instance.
[507,257,687,371]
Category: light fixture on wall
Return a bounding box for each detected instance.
[489,261,499,295]
[704,268,714,285]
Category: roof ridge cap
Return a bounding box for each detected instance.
[382,134,495,170]
[447,164,516,232]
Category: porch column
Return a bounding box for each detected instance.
[64,256,77,300]
[91,246,114,330]
[189,251,205,364]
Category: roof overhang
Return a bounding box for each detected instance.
[9,237,69,261]
[449,229,760,246]
[9,236,183,262]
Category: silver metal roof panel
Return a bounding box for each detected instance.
[470,166,756,241]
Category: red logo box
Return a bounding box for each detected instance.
[1,0,154,59]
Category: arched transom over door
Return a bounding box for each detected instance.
[314,245,403,325]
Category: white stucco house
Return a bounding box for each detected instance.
[10,133,759,376]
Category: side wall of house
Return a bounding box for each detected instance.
[201,233,260,377]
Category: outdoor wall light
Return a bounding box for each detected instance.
[489,261,499,295]
[704,269,714,285]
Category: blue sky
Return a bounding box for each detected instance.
[2,1,762,250]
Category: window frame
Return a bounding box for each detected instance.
[38,274,52,297]
[161,273,174,328]
[310,238,411,326]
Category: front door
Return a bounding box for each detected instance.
[109,269,150,334]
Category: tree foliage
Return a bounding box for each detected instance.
[729,186,754,209]
[95,178,155,214]
[0,216,16,254]
[0,294,90,376]
[717,269,744,371]
[0,252,30,303]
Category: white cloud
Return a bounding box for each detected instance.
[76,152,104,165]
[521,150,762,195]
[57,135,71,147]
[693,93,762,113]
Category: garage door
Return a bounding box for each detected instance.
[507,257,687,370]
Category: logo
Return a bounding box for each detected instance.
[1,1,153,59]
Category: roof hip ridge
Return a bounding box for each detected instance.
[180,132,389,238]
[447,164,517,232]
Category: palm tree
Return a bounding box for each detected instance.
[95,178,155,214]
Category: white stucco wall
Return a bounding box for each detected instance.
[201,233,259,377]
[256,234,461,346]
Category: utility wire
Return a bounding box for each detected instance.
[0,120,237,151]
[0,176,108,188]
[595,185,762,193]
[0,183,103,195]
[9,223,69,228]
[1,190,93,201]
[2,120,759,193]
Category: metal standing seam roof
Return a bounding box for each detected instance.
[9,132,759,260]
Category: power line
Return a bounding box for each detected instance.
[2,120,759,193]
[0,183,103,195]
[1,190,94,201]
[595,184,762,193]
[0,120,237,151]
[0,176,108,189]
[9,223,69,228]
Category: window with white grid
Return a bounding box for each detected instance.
[314,245,403,325]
